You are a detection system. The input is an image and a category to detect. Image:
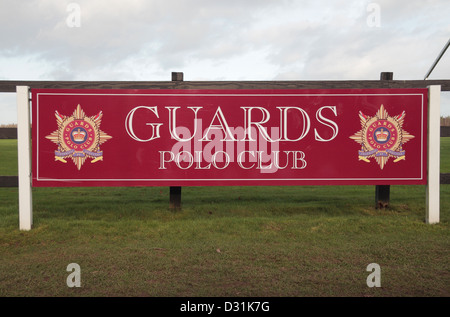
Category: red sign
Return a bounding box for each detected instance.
[32,89,428,187]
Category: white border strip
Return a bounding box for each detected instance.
[35,91,426,183]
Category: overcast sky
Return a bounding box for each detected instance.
[0,0,449,124]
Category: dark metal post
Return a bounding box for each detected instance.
[170,185,182,209]
[169,72,183,209]
[375,72,393,209]
[171,72,184,82]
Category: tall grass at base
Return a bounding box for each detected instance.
[0,184,448,297]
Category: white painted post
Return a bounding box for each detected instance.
[17,86,32,230]
[426,85,440,224]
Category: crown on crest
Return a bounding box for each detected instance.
[375,128,388,142]
[72,128,86,142]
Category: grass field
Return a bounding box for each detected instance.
[441,137,450,172]
[0,139,17,176]
[0,139,448,297]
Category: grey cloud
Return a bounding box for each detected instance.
[1,0,288,79]
[0,0,448,81]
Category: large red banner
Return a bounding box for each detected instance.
[31,89,428,187]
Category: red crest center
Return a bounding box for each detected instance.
[366,119,399,150]
[63,120,96,150]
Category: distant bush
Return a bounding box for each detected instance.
[442,116,450,126]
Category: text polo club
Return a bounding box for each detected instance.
[125,105,339,170]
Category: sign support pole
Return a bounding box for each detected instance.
[169,72,183,209]
[375,72,393,208]
[426,85,440,224]
[17,86,32,230]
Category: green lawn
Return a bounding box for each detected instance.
[441,137,450,172]
[0,139,449,297]
[0,139,17,175]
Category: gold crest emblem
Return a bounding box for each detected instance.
[46,104,112,170]
[350,105,414,169]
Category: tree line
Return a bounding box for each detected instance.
[2,117,450,127]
